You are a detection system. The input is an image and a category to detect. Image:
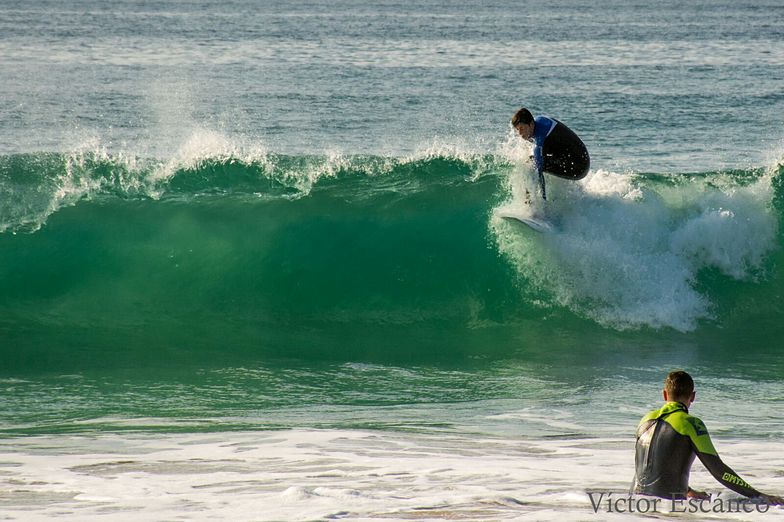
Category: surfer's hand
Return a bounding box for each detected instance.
[759,494,784,506]
[687,488,709,500]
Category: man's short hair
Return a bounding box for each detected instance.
[665,370,694,400]
[511,108,534,127]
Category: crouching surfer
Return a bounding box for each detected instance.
[511,108,590,200]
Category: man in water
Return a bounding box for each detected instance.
[633,370,783,504]
[511,108,590,200]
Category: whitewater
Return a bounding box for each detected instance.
[2,130,781,338]
[3,0,784,520]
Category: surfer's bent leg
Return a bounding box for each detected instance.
[541,123,590,180]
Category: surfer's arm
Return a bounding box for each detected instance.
[696,451,760,498]
[759,494,784,506]
[532,142,543,174]
[532,143,546,200]
[689,421,761,498]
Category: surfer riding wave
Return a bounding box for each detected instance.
[511,108,590,200]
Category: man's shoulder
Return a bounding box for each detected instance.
[639,408,660,424]
[667,412,709,437]
[638,404,709,437]
[677,414,718,455]
[685,414,710,436]
[533,116,558,142]
[534,115,556,126]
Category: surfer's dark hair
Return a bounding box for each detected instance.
[664,370,694,400]
[511,108,534,127]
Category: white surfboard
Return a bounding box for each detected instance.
[496,209,555,233]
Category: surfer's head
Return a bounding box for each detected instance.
[663,370,696,406]
[512,108,535,140]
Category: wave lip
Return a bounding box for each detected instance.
[0,136,502,234]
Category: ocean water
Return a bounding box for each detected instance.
[2,0,784,520]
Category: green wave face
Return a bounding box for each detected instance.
[1,151,783,372]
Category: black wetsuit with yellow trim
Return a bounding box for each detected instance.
[633,401,760,499]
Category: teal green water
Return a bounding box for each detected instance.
[2,0,784,442]
[2,153,783,377]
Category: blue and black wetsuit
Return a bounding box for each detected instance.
[531,115,590,199]
[633,401,761,499]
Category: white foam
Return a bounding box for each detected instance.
[1,430,781,521]
[149,128,271,185]
[492,166,778,331]
[0,137,141,233]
